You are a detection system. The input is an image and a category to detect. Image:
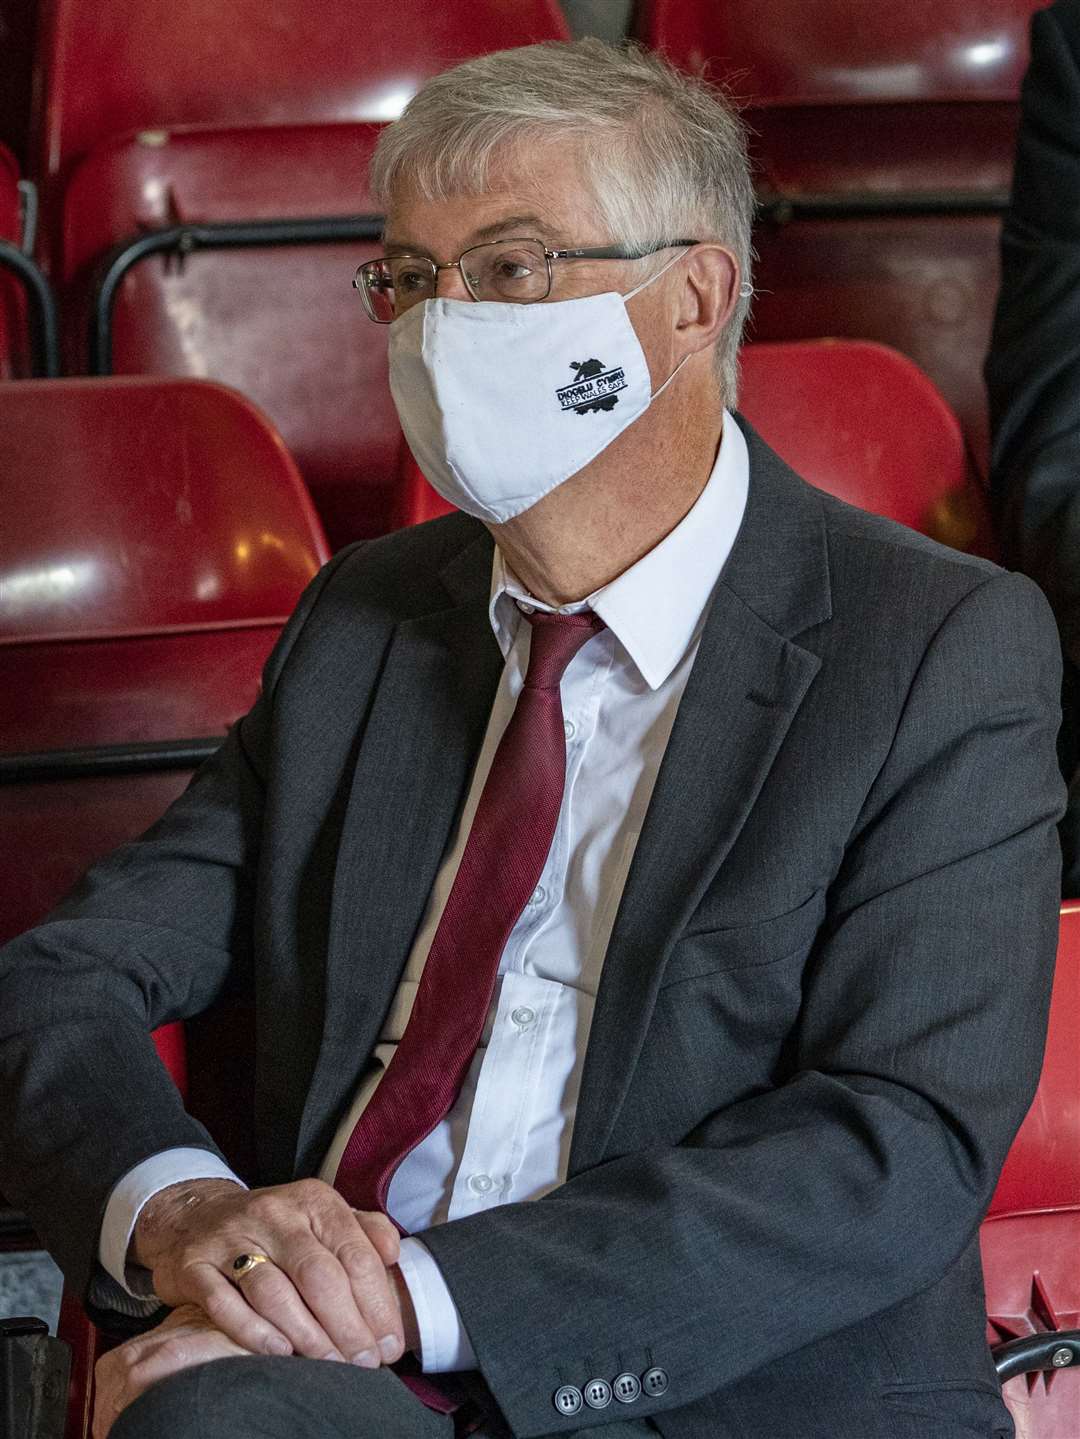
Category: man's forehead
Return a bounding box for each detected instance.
[383,146,604,255]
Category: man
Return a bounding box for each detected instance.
[986,0,1080,894]
[0,37,1065,1439]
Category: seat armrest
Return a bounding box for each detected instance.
[992,1330,1080,1383]
[0,1316,71,1438]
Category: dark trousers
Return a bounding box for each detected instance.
[111,1357,658,1439]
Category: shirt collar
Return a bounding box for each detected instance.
[488,410,749,689]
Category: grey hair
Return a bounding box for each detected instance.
[370,38,754,402]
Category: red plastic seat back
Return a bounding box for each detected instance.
[637,1,1034,110]
[635,0,1043,472]
[0,376,328,943]
[980,905,1080,1438]
[0,376,328,642]
[399,340,996,557]
[58,124,398,545]
[33,0,569,199]
[738,341,996,554]
[988,902,1080,1219]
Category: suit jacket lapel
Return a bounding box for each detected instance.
[570,422,833,1173]
[295,529,502,1174]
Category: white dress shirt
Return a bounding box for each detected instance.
[99,413,749,1371]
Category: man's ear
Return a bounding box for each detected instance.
[675,244,741,357]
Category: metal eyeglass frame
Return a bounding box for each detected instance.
[352,236,699,322]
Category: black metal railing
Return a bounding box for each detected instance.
[0,737,222,785]
[756,188,1010,226]
[89,214,384,373]
[0,240,59,377]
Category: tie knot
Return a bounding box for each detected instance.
[523,610,605,690]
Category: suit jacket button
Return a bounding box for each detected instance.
[553,1385,583,1416]
[642,1367,669,1397]
[584,1378,612,1409]
[613,1372,642,1403]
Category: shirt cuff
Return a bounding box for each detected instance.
[99,1148,246,1298]
[397,1237,477,1373]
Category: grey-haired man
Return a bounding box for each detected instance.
[0,38,1063,1439]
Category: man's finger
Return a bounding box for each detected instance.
[312,1208,405,1361]
[232,1249,355,1363]
[350,1209,401,1267]
[192,1266,295,1357]
[93,1311,249,1439]
[334,1235,405,1362]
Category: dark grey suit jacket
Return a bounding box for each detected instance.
[0,422,1065,1439]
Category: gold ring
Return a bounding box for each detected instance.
[231,1253,270,1280]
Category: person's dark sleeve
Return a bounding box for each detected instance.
[0,544,360,1305]
[986,0,1080,667]
[421,570,1065,1436]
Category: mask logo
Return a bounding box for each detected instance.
[556,358,627,416]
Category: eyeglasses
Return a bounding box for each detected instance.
[353,236,698,323]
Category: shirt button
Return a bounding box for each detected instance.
[563,719,575,739]
[517,600,535,615]
[527,885,546,907]
[511,1006,537,1030]
[467,1173,495,1195]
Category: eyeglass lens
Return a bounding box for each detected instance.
[359,238,551,321]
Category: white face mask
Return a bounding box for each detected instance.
[388,252,689,525]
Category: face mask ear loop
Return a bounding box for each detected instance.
[650,350,692,401]
[621,245,693,303]
[619,248,695,400]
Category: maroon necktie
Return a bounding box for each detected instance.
[334,607,605,1216]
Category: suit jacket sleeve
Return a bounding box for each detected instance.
[419,569,1064,1436]
[0,544,361,1310]
[986,0,1080,670]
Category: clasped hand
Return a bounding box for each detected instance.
[93,1178,414,1437]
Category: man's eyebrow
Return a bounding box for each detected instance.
[469,214,567,244]
[383,238,430,257]
[382,215,572,256]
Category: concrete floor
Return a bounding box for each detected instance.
[0,1249,63,1332]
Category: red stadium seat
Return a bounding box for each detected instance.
[634,0,1042,472]
[33,0,569,205]
[57,123,396,545]
[981,902,1080,1439]
[738,341,996,554]
[399,340,997,558]
[0,376,329,943]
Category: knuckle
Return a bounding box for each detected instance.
[117,1343,144,1374]
[177,1256,212,1290]
[250,1267,293,1304]
[339,1246,382,1285]
[246,1190,281,1222]
[293,1249,340,1287]
[153,1336,189,1368]
[291,1178,329,1207]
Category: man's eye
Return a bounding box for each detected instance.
[394,267,433,292]
[494,260,533,281]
